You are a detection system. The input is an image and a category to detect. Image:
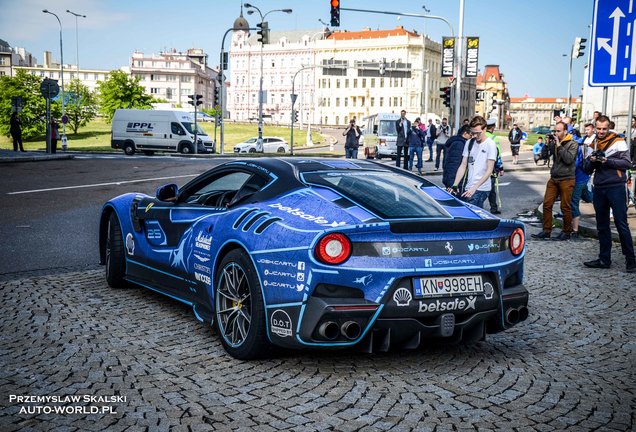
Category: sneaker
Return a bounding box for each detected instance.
[531,231,551,240]
[552,232,570,241]
[418,170,423,176]
[627,259,636,273]
[570,231,580,240]
[426,159,433,162]
[583,259,610,269]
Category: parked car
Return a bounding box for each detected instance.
[531,126,552,135]
[190,112,215,122]
[233,137,289,153]
[99,158,528,359]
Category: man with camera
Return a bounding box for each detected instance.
[343,119,361,159]
[581,115,635,273]
[531,122,578,241]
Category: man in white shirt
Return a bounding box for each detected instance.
[448,116,498,209]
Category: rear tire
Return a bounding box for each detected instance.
[124,142,135,156]
[105,212,127,288]
[214,249,272,359]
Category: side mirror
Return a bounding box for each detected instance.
[373,125,378,134]
[156,184,179,202]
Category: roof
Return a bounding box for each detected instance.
[327,26,419,41]
[482,65,503,82]
[509,97,581,103]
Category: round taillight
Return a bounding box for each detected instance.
[315,233,352,265]
[510,227,525,256]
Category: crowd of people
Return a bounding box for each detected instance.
[342,111,635,273]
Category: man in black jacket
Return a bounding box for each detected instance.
[508,123,522,165]
[395,110,411,169]
[581,115,635,273]
[442,125,471,189]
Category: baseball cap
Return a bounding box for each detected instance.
[486,118,497,126]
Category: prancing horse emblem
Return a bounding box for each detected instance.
[445,241,453,255]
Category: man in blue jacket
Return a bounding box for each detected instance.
[581,115,635,273]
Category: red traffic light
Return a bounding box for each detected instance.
[331,0,339,7]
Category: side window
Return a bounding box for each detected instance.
[171,122,185,135]
[263,138,271,143]
[183,171,254,206]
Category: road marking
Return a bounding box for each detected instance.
[498,182,511,186]
[7,174,198,195]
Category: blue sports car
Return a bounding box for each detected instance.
[99,158,528,359]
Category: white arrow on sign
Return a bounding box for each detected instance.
[597,6,625,75]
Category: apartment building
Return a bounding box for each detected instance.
[128,49,219,110]
[228,26,474,127]
[509,97,581,129]
[475,65,510,129]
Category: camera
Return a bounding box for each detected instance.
[546,133,556,143]
[590,150,606,160]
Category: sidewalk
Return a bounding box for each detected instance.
[0,149,74,163]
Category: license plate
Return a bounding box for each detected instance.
[413,275,484,298]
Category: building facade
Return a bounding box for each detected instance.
[475,65,510,129]
[0,39,37,77]
[227,26,471,128]
[581,64,634,133]
[127,49,219,111]
[509,97,581,130]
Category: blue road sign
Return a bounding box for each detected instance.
[589,0,636,86]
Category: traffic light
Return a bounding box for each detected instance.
[214,88,220,108]
[293,110,299,123]
[439,86,451,107]
[188,94,203,106]
[330,0,340,27]
[571,108,579,124]
[379,58,386,76]
[257,21,269,44]
[572,37,587,58]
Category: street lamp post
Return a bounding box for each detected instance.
[66,10,86,74]
[42,9,66,152]
[244,3,292,152]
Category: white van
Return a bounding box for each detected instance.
[361,112,401,159]
[111,109,215,156]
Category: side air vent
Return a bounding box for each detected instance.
[254,217,282,234]
[242,211,269,231]
[233,209,259,230]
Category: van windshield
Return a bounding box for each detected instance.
[378,120,397,137]
[182,122,207,136]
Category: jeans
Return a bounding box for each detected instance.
[593,184,635,264]
[426,138,434,160]
[408,146,423,171]
[462,190,489,209]
[396,145,409,169]
[435,143,445,168]
[542,177,575,233]
[345,147,358,159]
[570,181,593,218]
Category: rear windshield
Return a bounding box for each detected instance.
[302,171,449,219]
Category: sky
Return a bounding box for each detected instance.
[0,0,595,98]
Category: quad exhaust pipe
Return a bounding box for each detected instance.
[505,306,529,325]
[318,321,339,340]
[318,321,362,341]
[341,321,362,340]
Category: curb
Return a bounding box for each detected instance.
[0,153,75,163]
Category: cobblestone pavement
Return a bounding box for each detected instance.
[1,239,634,431]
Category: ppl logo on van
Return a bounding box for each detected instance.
[126,122,155,133]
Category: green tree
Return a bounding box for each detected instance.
[97,70,154,122]
[65,78,98,135]
[0,70,59,139]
